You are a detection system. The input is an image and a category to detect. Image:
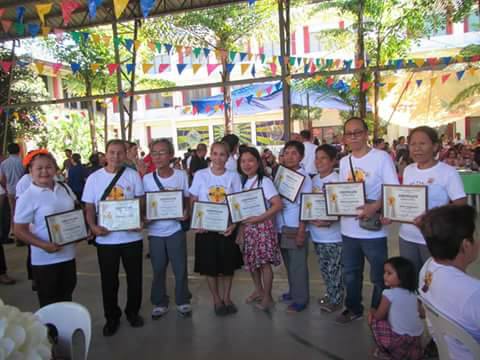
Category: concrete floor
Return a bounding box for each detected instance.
[1,224,479,360]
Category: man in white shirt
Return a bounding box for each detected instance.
[83,140,145,337]
[222,134,240,172]
[299,130,318,176]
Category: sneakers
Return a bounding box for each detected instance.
[335,309,363,324]
[126,314,144,328]
[319,302,342,313]
[151,306,169,320]
[286,302,307,313]
[176,304,192,317]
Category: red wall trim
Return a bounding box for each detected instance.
[146,126,152,144]
[303,26,310,53]
[446,20,453,34]
[465,117,471,138]
[182,91,187,105]
[52,77,60,99]
[291,31,296,55]
[464,17,469,32]
[145,94,151,110]
[447,123,454,138]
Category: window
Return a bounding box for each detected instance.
[465,10,480,32]
[183,88,210,105]
[153,54,171,73]
[113,98,138,113]
[39,75,50,92]
[146,93,173,109]
[425,16,447,36]
[263,39,280,57]
[309,31,322,52]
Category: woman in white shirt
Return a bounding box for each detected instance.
[14,151,78,307]
[189,142,242,316]
[397,126,466,275]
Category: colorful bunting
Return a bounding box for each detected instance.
[140,0,155,17]
[226,63,235,74]
[0,61,12,73]
[207,64,220,76]
[158,64,169,73]
[142,63,153,73]
[16,6,26,23]
[90,64,100,72]
[203,48,211,58]
[456,70,465,80]
[70,63,80,74]
[415,79,423,87]
[414,59,425,68]
[88,0,103,19]
[35,62,45,74]
[239,52,248,62]
[467,67,477,77]
[28,24,40,37]
[343,60,352,69]
[61,1,81,25]
[41,26,50,36]
[430,77,437,86]
[441,57,452,65]
[36,3,53,25]
[126,63,135,74]
[177,64,187,74]
[240,63,250,75]
[113,0,129,19]
[361,82,372,91]
[251,64,256,77]
[124,39,134,51]
[164,44,172,54]
[192,64,202,74]
[266,86,273,94]
[441,74,451,83]
[427,58,439,66]
[355,59,364,68]
[235,98,243,107]
[1,20,12,32]
[269,63,277,76]
[14,23,25,35]
[246,95,254,104]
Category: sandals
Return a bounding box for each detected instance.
[245,294,263,304]
[224,302,238,315]
[214,302,227,317]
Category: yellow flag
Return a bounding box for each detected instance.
[430,77,437,86]
[113,0,129,19]
[272,56,277,64]
[35,62,45,74]
[240,64,250,75]
[386,82,396,91]
[92,34,101,44]
[314,74,322,81]
[134,40,141,51]
[91,64,100,72]
[41,26,50,37]
[215,50,223,60]
[214,105,220,111]
[36,3,53,25]
[142,64,153,73]
[256,90,263,97]
[148,42,155,51]
[176,45,183,54]
[103,35,111,45]
[192,64,202,74]
[455,55,463,63]
[247,53,253,61]
[414,59,425,67]
[468,67,477,77]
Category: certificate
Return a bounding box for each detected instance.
[98,199,141,231]
[45,209,88,246]
[191,201,229,232]
[226,188,267,223]
[382,185,428,223]
[300,193,338,221]
[273,165,305,203]
[146,191,184,221]
[324,182,366,216]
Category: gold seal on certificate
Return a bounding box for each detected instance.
[191,201,229,232]
[99,199,141,231]
[273,165,305,203]
[300,193,339,221]
[324,182,366,216]
[382,185,427,223]
[45,209,88,246]
[146,191,184,221]
[226,188,267,223]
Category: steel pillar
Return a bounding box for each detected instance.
[278,0,291,140]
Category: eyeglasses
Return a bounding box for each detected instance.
[151,151,169,157]
[344,130,365,138]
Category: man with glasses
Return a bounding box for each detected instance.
[336,117,399,323]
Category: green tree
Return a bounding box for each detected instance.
[449,44,480,109]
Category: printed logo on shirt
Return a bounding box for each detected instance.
[347,168,367,182]
[408,178,435,186]
[208,185,226,203]
[313,186,322,193]
[107,186,125,200]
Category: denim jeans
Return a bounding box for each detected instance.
[342,235,387,315]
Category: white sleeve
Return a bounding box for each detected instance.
[462,288,480,330]
[81,175,97,204]
[181,171,190,197]
[14,193,35,224]
[189,172,202,197]
[381,153,400,185]
[132,171,145,196]
[446,169,466,201]
[261,177,278,200]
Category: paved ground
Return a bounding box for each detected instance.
[1,224,479,360]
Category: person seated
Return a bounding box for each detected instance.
[419,205,480,360]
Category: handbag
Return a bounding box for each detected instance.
[349,156,382,231]
[152,171,190,232]
[280,226,299,249]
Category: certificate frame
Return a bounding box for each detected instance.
[382,184,428,224]
[226,188,267,224]
[145,190,184,221]
[273,165,306,203]
[299,193,339,221]
[324,182,366,216]
[45,209,88,246]
[98,198,141,232]
[190,201,229,233]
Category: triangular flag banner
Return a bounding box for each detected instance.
[441,57,452,65]
[326,77,334,87]
[134,40,141,50]
[113,0,129,18]
[297,57,303,66]
[82,32,89,42]
[248,0,256,5]
[158,64,169,73]
[35,62,45,74]
[205,105,211,113]
[103,35,111,45]
[355,59,364,68]
[468,68,477,77]
[213,105,220,112]
[192,106,198,115]
[240,63,250,75]
[203,48,210,58]
[52,63,62,73]
[441,74,451,83]
[269,63,277,76]
[326,59,333,68]
[16,60,29,68]
[239,52,247,62]
[278,56,284,65]
[416,79,423,87]
[164,44,172,54]
[235,98,243,107]
[16,6,25,23]
[395,59,403,69]
[303,64,309,74]
[471,55,480,62]
[70,31,81,43]
[146,42,155,51]
[334,59,341,68]
[430,77,437,86]
[140,0,155,17]
[207,64,220,76]
[113,37,121,47]
[272,56,277,64]
[41,26,50,36]
[260,54,266,64]
[193,48,202,58]
[177,64,187,75]
[343,60,352,69]
[107,64,119,75]
[456,70,465,80]
[61,1,81,25]
[275,82,282,91]
[256,90,263,97]
[92,34,101,43]
[289,57,296,66]
[229,51,237,62]
[126,63,135,74]
[427,58,439,66]
[14,23,25,35]
[70,62,80,74]
[90,63,100,72]
[36,3,53,25]
[88,0,103,19]
[455,55,463,63]
[192,64,201,74]
[0,61,12,73]
[175,45,183,55]
[386,82,396,91]
[414,59,424,68]
[1,20,12,32]
[226,63,235,74]
[246,95,254,104]
[142,64,153,73]
[124,39,134,51]
[28,24,40,37]
[266,86,273,95]
[361,82,372,91]
[251,64,256,77]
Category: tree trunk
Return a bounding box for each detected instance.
[373,70,380,140]
[85,80,97,153]
[356,0,367,119]
[104,103,108,151]
[222,57,233,134]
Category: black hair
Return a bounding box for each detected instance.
[7,143,20,154]
[409,126,439,145]
[315,144,337,160]
[238,147,265,186]
[420,205,476,260]
[221,134,240,154]
[343,117,369,132]
[150,138,175,155]
[300,130,311,140]
[72,153,81,164]
[374,138,385,145]
[89,153,100,167]
[197,143,207,151]
[238,144,248,154]
[106,139,127,152]
[283,140,305,157]
[384,257,417,292]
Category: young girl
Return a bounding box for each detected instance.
[368,257,424,360]
[189,142,243,316]
[308,145,343,313]
[237,147,283,311]
[276,140,313,313]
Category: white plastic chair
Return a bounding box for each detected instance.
[35,302,91,360]
[418,295,480,360]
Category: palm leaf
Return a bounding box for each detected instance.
[449,82,480,107]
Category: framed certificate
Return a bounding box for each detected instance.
[146,191,184,221]
[300,193,339,221]
[98,199,141,231]
[191,201,229,232]
[45,209,88,246]
[273,165,305,203]
[324,182,366,216]
[382,185,428,224]
[226,188,267,223]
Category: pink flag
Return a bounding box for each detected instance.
[326,77,334,87]
[107,63,119,75]
[53,63,63,74]
[441,74,451,84]
[427,58,439,66]
[192,106,198,115]
[61,0,81,25]
[205,105,211,112]
[207,64,220,76]
[235,98,243,107]
[158,64,169,73]
[1,20,12,32]
[269,63,277,76]
[1,61,12,73]
[266,86,273,94]
[361,82,372,91]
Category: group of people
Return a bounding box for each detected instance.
[1,117,478,359]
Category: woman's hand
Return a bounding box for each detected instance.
[222,224,236,237]
[295,229,305,247]
[367,309,375,326]
[356,202,378,220]
[380,217,392,225]
[91,225,110,236]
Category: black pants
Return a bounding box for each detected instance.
[32,259,77,307]
[96,240,143,322]
[0,243,6,275]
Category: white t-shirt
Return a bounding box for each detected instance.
[399,162,465,244]
[419,259,480,360]
[189,167,242,203]
[143,169,189,237]
[276,167,313,231]
[225,155,238,172]
[82,167,144,245]
[300,141,318,175]
[309,172,342,243]
[14,182,76,266]
[339,148,399,239]
[15,174,32,198]
[383,287,424,336]
[242,175,279,206]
